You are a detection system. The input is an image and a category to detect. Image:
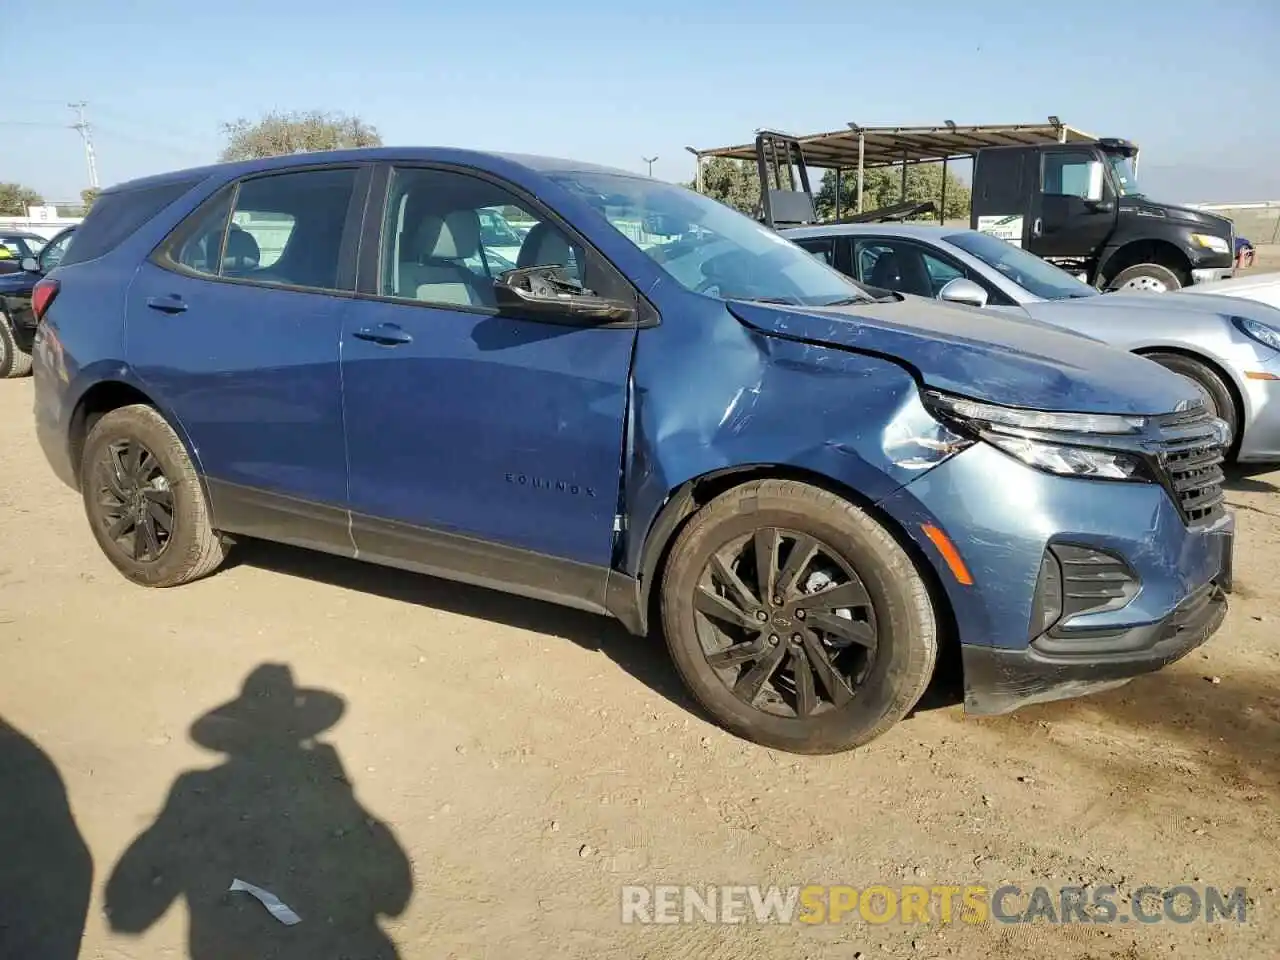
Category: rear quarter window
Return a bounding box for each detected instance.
[60,177,203,267]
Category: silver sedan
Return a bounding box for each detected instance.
[782,222,1280,463]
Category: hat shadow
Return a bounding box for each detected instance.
[105,663,412,960]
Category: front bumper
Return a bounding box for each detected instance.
[962,575,1228,714]
[1192,266,1236,285]
[1236,351,1280,463]
[876,442,1232,714]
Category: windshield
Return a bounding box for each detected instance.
[547,172,872,306]
[945,231,1098,300]
[1105,153,1143,198]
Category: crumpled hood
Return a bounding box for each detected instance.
[728,297,1196,416]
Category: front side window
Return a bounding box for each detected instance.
[0,235,39,260]
[548,172,872,307]
[1042,152,1097,199]
[161,168,356,291]
[921,251,963,286]
[944,230,1097,300]
[379,167,590,309]
[851,239,936,299]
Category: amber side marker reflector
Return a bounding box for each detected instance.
[1245,371,1279,381]
[921,523,974,586]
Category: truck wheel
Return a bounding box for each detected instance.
[1108,263,1184,293]
[660,479,937,754]
[1143,352,1238,449]
[0,312,33,378]
[80,404,227,587]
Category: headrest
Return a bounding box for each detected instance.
[415,210,480,260]
[517,222,572,270]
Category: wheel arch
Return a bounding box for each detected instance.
[1099,239,1192,288]
[1130,345,1245,456]
[68,378,209,496]
[623,463,961,676]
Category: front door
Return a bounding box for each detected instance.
[340,164,637,599]
[1027,148,1117,259]
[126,164,367,549]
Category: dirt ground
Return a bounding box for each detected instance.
[1,372,1277,960]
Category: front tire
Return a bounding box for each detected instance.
[660,479,937,754]
[0,313,32,378]
[1108,262,1184,293]
[80,404,227,586]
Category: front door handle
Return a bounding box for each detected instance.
[1032,217,1044,237]
[352,323,413,346]
[146,295,187,314]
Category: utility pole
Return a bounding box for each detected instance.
[68,101,100,190]
[642,155,658,177]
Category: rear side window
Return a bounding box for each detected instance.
[157,167,357,292]
[60,178,202,267]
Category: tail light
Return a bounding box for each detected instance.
[31,277,59,323]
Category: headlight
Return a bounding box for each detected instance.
[1190,233,1231,254]
[1233,315,1280,353]
[925,390,1154,482]
[925,392,1147,435]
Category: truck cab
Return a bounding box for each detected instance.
[971,138,1236,292]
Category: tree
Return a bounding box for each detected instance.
[0,183,43,216]
[695,157,761,215]
[218,110,383,162]
[815,164,971,221]
[80,187,101,212]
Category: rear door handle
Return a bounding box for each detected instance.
[352,323,413,346]
[146,295,187,314]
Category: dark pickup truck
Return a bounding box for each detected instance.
[970,138,1236,293]
[0,226,75,377]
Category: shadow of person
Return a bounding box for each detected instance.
[105,664,412,959]
[0,716,93,959]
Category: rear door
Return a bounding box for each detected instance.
[126,163,369,549]
[339,163,637,590]
[970,147,1031,245]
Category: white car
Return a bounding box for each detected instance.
[1184,271,1280,311]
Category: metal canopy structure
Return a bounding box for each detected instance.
[695,120,1097,170]
[688,118,1100,221]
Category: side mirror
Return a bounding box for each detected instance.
[938,277,989,309]
[20,257,39,274]
[1086,160,1106,202]
[494,266,636,325]
[1085,199,1115,214]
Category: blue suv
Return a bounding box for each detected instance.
[30,149,1234,753]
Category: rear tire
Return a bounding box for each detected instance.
[1143,352,1238,451]
[0,313,32,378]
[1108,262,1184,293]
[660,479,937,754]
[80,404,227,586]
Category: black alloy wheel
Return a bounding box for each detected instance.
[695,527,876,719]
[90,439,175,563]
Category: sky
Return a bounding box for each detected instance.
[3,0,1277,204]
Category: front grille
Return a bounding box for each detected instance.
[1152,408,1227,526]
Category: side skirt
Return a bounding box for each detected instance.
[207,478,645,628]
